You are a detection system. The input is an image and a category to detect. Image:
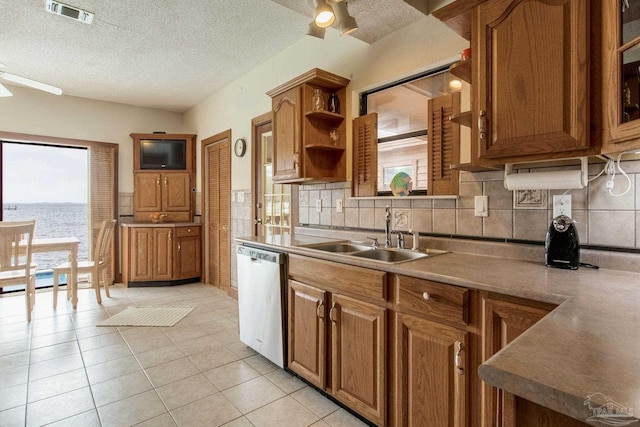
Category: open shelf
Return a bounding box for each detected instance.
[449,111,472,127]
[305,110,345,124]
[304,144,345,151]
[449,60,471,84]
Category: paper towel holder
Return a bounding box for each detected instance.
[504,157,589,191]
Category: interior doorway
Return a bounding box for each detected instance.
[201,131,231,293]
[251,113,296,237]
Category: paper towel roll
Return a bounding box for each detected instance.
[504,170,585,190]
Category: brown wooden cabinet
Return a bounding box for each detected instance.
[134,172,192,222]
[481,294,554,427]
[175,225,201,280]
[131,133,196,222]
[393,275,470,427]
[330,293,386,425]
[602,0,640,154]
[121,224,201,286]
[473,0,598,163]
[267,69,350,184]
[288,280,326,390]
[287,255,387,425]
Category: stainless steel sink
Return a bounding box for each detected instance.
[300,241,448,264]
[350,248,433,263]
[303,242,373,253]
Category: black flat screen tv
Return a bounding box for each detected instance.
[140,139,186,170]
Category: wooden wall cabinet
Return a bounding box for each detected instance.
[267,69,350,184]
[121,224,201,286]
[435,0,600,165]
[602,0,640,154]
[474,0,598,163]
[131,133,196,222]
[287,255,387,425]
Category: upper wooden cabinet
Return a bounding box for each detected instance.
[131,133,196,222]
[436,0,601,164]
[267,69,350,184]
[602,0,640,154]
[474,0,598,163]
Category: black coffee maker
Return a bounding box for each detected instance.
[545,215,580,270]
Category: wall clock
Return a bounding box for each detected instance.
[234,138,247,157]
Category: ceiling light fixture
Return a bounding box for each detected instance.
[0,83,13,97]
[306,21,327,39]
[307,0,358,38]
[332,1,358,36]
[314,0,335,28]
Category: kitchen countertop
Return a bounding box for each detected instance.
[237,233,640,423]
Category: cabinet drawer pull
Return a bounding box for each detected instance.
[422,292,430,300]
[316,301,324,320]
[329,302,337,324]
[478,110,487,140]
[455,341,464,375]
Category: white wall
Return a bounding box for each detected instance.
[0,85,184,192]
[184,15,468,190]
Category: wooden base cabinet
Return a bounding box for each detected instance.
[287,255,387,426]
[395,313,468,427]
[288,280,326,390]
[121,224,201,286]
[331,294,386,425]
[481,295,554,427]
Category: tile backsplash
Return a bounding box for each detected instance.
[297,160,640,250]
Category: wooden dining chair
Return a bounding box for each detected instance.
[0,221,37,322]
[52,219,116,308]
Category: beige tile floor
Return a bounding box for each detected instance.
[0,283,369,427]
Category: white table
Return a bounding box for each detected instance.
[32,237,80,309]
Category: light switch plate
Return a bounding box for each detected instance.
[315,199,322,213]
[336,198,343,213]
[475,196,488,217]
[237,191,244,203]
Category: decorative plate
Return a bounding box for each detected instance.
[390,172,412,196]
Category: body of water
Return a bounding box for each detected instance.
[3,203,89,270]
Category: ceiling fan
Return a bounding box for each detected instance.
[0,62,63,97]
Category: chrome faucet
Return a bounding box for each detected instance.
[394,231,405,249]
[385,206,392,248]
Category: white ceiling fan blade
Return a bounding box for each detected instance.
[0,82,13,97]
[0,71,62,95]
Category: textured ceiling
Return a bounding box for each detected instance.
[0,0,428,113]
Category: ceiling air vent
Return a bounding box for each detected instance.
[45,0,94,24]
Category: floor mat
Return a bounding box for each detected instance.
[97,306,195,327]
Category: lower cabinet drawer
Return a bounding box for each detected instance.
[175,225,201,237]
[288,254,387,303]
[395,275,469,325]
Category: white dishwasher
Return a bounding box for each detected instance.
[237,245,286,368]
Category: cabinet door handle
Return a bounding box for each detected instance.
[316,301,324,320]
[177,243,181,252]
[169,231,172,242]
[478,110,487,140]
[329,301,337,324]
[156,177,160,185]
[455,341,464,375]
[164,177,168,186]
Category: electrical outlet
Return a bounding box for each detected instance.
[237,191,244,203]
[315,198,322,213]
[553,195,572,218]
[474,196,488,217]
[336,198,343,213]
